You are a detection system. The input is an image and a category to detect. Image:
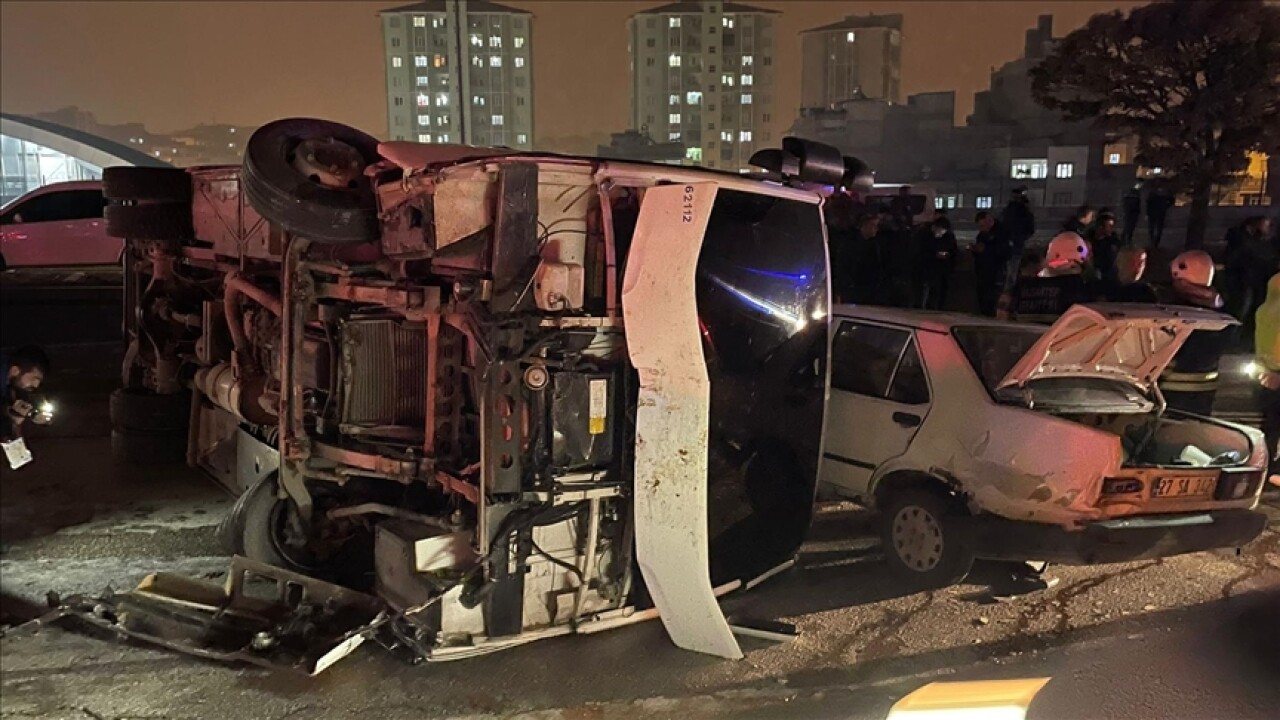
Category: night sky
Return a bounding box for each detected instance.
[0,1,1138,144]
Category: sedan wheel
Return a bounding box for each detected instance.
[892,504,945,572]
[881,488,975,589]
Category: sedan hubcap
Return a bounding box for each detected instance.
[893,505,943,572]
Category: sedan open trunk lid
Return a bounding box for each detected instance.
[997,303,1237,394]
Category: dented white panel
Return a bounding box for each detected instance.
[622,182,742,660]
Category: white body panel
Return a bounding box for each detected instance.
[622,181,742,660]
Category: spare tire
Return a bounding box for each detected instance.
[105,202,193,240]
[109,388,189,431]
[103,167,192,203]
[241,118,381,245]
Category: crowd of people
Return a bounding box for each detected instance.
[827,184,1278,334]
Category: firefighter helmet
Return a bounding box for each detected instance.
[1170,250,1215,287]
[1046,231,1089,269]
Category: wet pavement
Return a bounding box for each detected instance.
[1,424,1277,718]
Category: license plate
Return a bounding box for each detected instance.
[1150,475,1217,498]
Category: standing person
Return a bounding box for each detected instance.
[880,211,918,308]
[1159,251,1231,416]
[1001,187,1036,253]
[824,190,858,303]
[997,233,1097,323]
[1103,246,1159,302]
[847,212,883,305]
[1062,204,1095,238]
[920,216,958,310]
[971,210,1012,316]
[1253,274,1280,484]
[888,185,915,233]
[1146,182,1174,249]
[1121,183,1142,244]
[999,187,1036,287]
[1088,211,1121,282]
[1224,216,1279,350]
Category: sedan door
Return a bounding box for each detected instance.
[822,320,933,500]
[0,189,114,267]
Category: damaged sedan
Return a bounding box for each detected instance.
[821,304,1270,588]
[97,121,850,667]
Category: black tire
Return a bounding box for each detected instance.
[226,474,374,586]
[109,389,189,431]
[241,118,380,245]
[110,427,187,466]
[103,167,192,203]
[105,202,193,240]
[880,488,974,589]
[229,473,297,570]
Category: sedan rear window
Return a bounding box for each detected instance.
[953,326,1043,395]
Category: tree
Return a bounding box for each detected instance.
[1031,0,1280,248]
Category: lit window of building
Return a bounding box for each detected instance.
[490,56,502,67]
[416,76,429,86]
[742,55,753,66]
[433,54,446,68]
[436,93,450,106]
[1010,159,1048,179]
[489,36,502,48]
[418,114,430,126]
[473,95,486,106]
[515,57,525,68]
[417,93,430,107]
[668,54,682,67]
[686,91,702,104]
[721,131,732,142]
[470,34,483,47]
[669,113,681,124]
[418,134,430,143]
[438,133,450,142]
[741,74,753,86]
[1108,153,1122,165]
[722,74,734,87]
[669,131,682,141]
[415,55,428,67]
[517,133,528,144]
[1055,162,1075,179]
[413,16,426,27]
[686,147,702,161]
[669,94,680,105]
[742,93,752,104]
[437,115,449,126]
[432,17,443,29]
[514,36,525,48]
[391,57,403,68]
[846,31,856,42]
[722,17,734,28]
[739,130,752,142]
[669,18,681,28]
[472,56,483,67]
[492,114,504,126]
[976,196,993,209]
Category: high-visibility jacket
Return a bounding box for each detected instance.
[1255,274,1280,372]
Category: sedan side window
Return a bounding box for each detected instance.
[888,340,930,405]
[831,321,909,398]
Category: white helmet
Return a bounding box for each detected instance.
[1046,231,1089,269]
[1170,250,1214,287]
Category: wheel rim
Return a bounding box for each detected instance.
[268,500,325,571]
[892,504,944,572]
[289,137,366,189]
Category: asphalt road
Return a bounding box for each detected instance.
[2,272,1278,719]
